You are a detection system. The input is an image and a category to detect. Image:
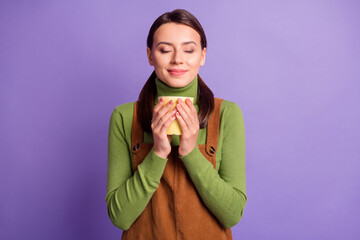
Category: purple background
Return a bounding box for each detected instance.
[1,1,359,239]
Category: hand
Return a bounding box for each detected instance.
[151,97,176,159]
[176,98,199,157]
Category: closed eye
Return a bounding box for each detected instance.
[160,49,170,53]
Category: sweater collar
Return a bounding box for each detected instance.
[155,76,198,104]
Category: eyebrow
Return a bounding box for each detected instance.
[156,41,197,47]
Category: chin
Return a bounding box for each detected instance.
[169,78,194,88]
[158,73,193,88]
[164,82,181,88]
[169,81,191,88]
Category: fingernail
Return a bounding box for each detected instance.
[169,100,173,104]
[160,97,164,102]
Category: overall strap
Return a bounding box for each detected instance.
[205,98,224,157]
[131,102,143,154]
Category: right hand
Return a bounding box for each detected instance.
[151,97,177,159]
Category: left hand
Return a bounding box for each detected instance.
[176,98,200,157]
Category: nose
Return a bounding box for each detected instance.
[171,50,184,64]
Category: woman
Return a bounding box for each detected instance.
[106,9,247,240]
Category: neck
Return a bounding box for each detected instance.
[155,76,198,104]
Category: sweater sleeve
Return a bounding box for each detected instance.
[180,101,247,228]
[105,105,167,230]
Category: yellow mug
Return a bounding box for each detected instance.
[158,96,194,135]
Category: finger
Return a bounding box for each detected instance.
[185,98,197,114]
[153,97,165,113]
[177,98,191,112]
[152,97,165,122]
[155,100,175,126]
[184,98,199,124]
[153,108,177,133]
[175,111,189,133]
[176,101,193,129]
[160,112,176,134]
[152,100,175,126]
[177,98,196,122]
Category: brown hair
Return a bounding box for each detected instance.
[138,9,214,132]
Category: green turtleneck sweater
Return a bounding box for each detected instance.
[106,77,247,230]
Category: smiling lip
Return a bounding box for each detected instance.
[168,69,187,76]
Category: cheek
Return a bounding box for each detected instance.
[153,54,170,68]
[187,55,202,68]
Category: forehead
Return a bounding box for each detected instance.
[153,22,201,45]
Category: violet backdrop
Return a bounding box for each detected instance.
[1,0,359,239]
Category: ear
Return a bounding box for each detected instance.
[200,47,206,66]
[147,47,154,66]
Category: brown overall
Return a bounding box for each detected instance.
[122,98,232,240]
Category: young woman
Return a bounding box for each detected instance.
[106,9,247,240]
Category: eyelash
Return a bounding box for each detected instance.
[160,50,194,54]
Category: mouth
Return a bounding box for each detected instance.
[167,69,187,76]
